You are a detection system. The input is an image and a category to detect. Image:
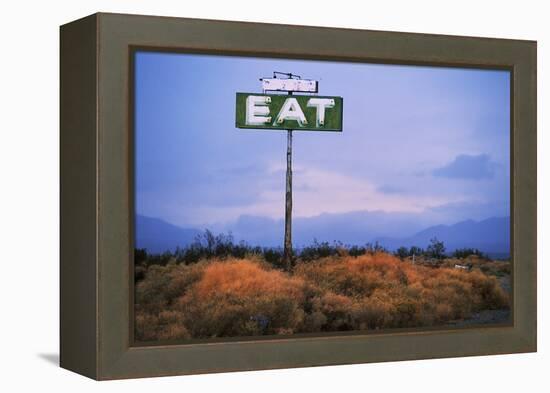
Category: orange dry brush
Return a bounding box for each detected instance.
[177,260,307,338]
[192,260,305,300]
[135,253,509,341]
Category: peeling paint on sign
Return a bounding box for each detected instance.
[260,78,318,93]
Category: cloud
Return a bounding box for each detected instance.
[377,184,407,194]
[427,200,510,222]
[156,164,460,227]
[432,154,496,180]
[264,165,454,219]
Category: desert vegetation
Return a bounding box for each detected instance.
[134,232,510,342]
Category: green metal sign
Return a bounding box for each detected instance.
[235,92,343,131]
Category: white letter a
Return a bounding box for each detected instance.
[274,98,307,127]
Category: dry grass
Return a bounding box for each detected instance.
[135,253,509,341]
[439,255,511,277]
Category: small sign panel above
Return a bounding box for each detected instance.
[261,78,319,93]
[235,93,343,131]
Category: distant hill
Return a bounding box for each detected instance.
[135,215,201,253]
[135,213,510,258]
[376,216,510,258]
[228,211,426,248]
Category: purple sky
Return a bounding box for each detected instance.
[135,51,510,239]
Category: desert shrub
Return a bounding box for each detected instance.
[135,262,205,314]
[409,246,424,255]
[134,264,147,282]
[453,248,487,259]
[134,248,148,265]
[347,245,366,257]
[134,261,206,341]
[300,240,342,262]
[135,310,190,342]
[295,253,508,329]
[295,253,408,297]
[478,260,511,277]
[440,256,511,277]
[313,292,355,330]
[395,246,410,259]
[354,294,396,329]
[464,270,509,309]
[394,246,426,259]
[261,248,285,269]
[135,265,174,313]
[134,251,510,341]
[173,230,260,264]
[425,238,446,259]
[175,259,306,338]
[135,231,391,271]
[302,310,328,332]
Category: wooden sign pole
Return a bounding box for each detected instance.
[284,127,293,270]
[283,85,294,271]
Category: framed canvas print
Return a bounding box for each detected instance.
[60,13,537,380]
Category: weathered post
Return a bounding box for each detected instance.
[284,128,293,270]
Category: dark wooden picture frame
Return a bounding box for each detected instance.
[60,12,536,380]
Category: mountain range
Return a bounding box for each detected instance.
[135,215,201,254]
[375,216,510,258]
[135,213,510,258]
